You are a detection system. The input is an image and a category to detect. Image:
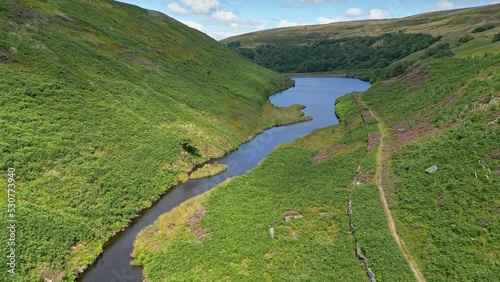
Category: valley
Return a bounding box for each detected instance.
[0,1,498,281]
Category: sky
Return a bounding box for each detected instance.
[118,0,499,40]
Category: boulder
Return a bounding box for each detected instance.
[283,210,302,222]
[489,97,499,106]
[9,21,18,29]
[426,165,438,174]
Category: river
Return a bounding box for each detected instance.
[79,77,371,282]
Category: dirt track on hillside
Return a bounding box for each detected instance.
[369,108,427,282]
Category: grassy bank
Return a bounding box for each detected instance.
[133,94,413,281]
[189,163,227,180]
[0,0,304,280]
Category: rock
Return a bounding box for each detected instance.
[426,165,438,174]
[9,21,18,29]
[489,97,499,106]
[283,210,302,222]
[269,227,274,239]
[9,47,18,53]
[366,267,377,282]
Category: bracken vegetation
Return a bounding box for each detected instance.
[363,55,500,281]
[1,0,499,281]
[0,0,304,280]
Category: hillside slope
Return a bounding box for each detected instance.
[362,55,500,281]
[222,4,500,47]
[0,0,302,281]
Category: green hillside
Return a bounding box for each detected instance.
[0,0,304,280]
[362,55,500,281]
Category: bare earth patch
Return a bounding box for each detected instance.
[368,132,381,151]
[391,116,444,151]
[313,143,364,163]
[264,252,275,259]
[185,208,210,241]
[354,171,374,185]
[405,62,427,88]
[361,110,377,124]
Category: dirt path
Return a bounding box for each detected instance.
[369,109,427,282]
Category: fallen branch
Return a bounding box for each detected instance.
[487,118,499,125]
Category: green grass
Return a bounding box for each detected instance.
[391,116,499,281]
[0,0,300,280]
[363,56,500,126]
[351,184,416,282]
[136,137,368,282]
[189,163,227,180]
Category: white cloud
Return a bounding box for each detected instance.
[490,1,500,4]
[368,9,391,19]
[345,8,366,17]
[213,10,238,22]
[180,0,219,14]
[277,19,301,28]
[180,20,204,31]
[207,19,269,40]
[317,16,344,24]
[427,0,455,12]
[167,2,189,14]
[241,19,268,30]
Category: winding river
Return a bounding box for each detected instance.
[79,77,371,282]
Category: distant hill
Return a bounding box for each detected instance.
[222,4,500,46]
[0,0,301,280]
[222,4,500,82]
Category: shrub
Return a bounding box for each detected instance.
[458,34,474,44]
[472,24,495,33]
[493,33,500,43]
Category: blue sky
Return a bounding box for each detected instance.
[118,0,499,40]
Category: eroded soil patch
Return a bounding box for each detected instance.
[185,208,210,241]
